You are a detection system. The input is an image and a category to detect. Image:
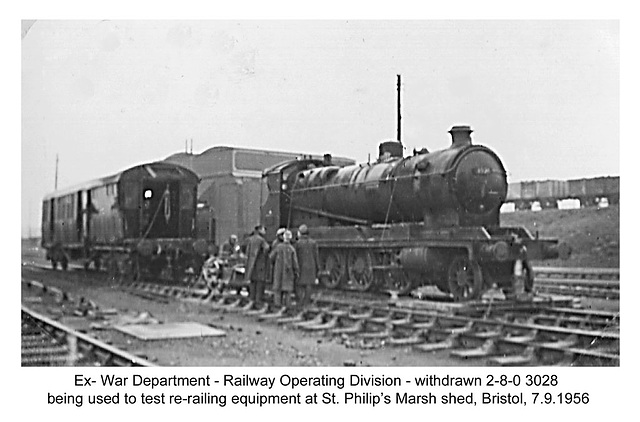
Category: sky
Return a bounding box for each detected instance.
[20,19,619,237]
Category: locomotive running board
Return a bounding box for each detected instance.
[310,223,494,245]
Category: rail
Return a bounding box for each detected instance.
[21,305,156,367]
[533,267,619,280]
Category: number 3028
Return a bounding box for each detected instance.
[525,374,558,386]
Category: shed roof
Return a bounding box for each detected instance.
[43,162,197,201]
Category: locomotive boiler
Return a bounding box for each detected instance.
[261,126,569,300]
[41,162,208,281]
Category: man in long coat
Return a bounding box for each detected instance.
[272,227,285,249]
[270,230,299,307]
[294,224,319,307]
[244,225,270,307]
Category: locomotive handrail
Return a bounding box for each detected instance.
[136,185,170,245]
[290,167,459,192]
[292,205,370,225]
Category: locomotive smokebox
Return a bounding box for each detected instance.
[378,140,403,160]
[449,126,473,148]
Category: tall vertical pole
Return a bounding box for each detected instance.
[55,154,59,190]
[28,203,32,238]
[397,74,402,145]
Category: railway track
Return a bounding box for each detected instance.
[532,267,620,299]
[27,262,620,300]
[111,277,618,366]
[21,263,620,366]
[26,261,620,302]
[533,267,620,280]
[21,305,155,367]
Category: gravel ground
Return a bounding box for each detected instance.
[21,262,474,367]
[21,243,618,367]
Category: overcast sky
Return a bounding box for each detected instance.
[21,20,619,237]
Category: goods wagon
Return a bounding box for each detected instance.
[507,176,618,209]
[568,176,619,206]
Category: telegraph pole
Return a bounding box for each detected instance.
[397,74,402,145]
[55,154,59,190]
[28,203,32,238]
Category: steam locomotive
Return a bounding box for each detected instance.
[260,126,569,300]
[41,162,208,280]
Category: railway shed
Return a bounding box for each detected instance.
[165,146,354,246]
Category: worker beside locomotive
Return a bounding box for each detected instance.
[244,225,271,307]
[259,126,570,300]
[294,224,320,307]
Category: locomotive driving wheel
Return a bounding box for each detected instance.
[347,250,374,291]
[382,270,413,295]
[447,256,484,301]
[320,251,346,289]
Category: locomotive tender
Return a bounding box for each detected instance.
[41,162,207,280]
[261,126,569,300]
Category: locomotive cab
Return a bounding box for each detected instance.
[260,158,327,241]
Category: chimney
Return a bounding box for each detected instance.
[449,126,473,148]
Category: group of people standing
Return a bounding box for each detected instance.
[244,224,319,309]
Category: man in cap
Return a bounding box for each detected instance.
[294,224,319,307]
[268,227,286,291]
[272,227,286,249]
[221,234,241,258]
[244,225,270,307]
[270,229,299,307]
